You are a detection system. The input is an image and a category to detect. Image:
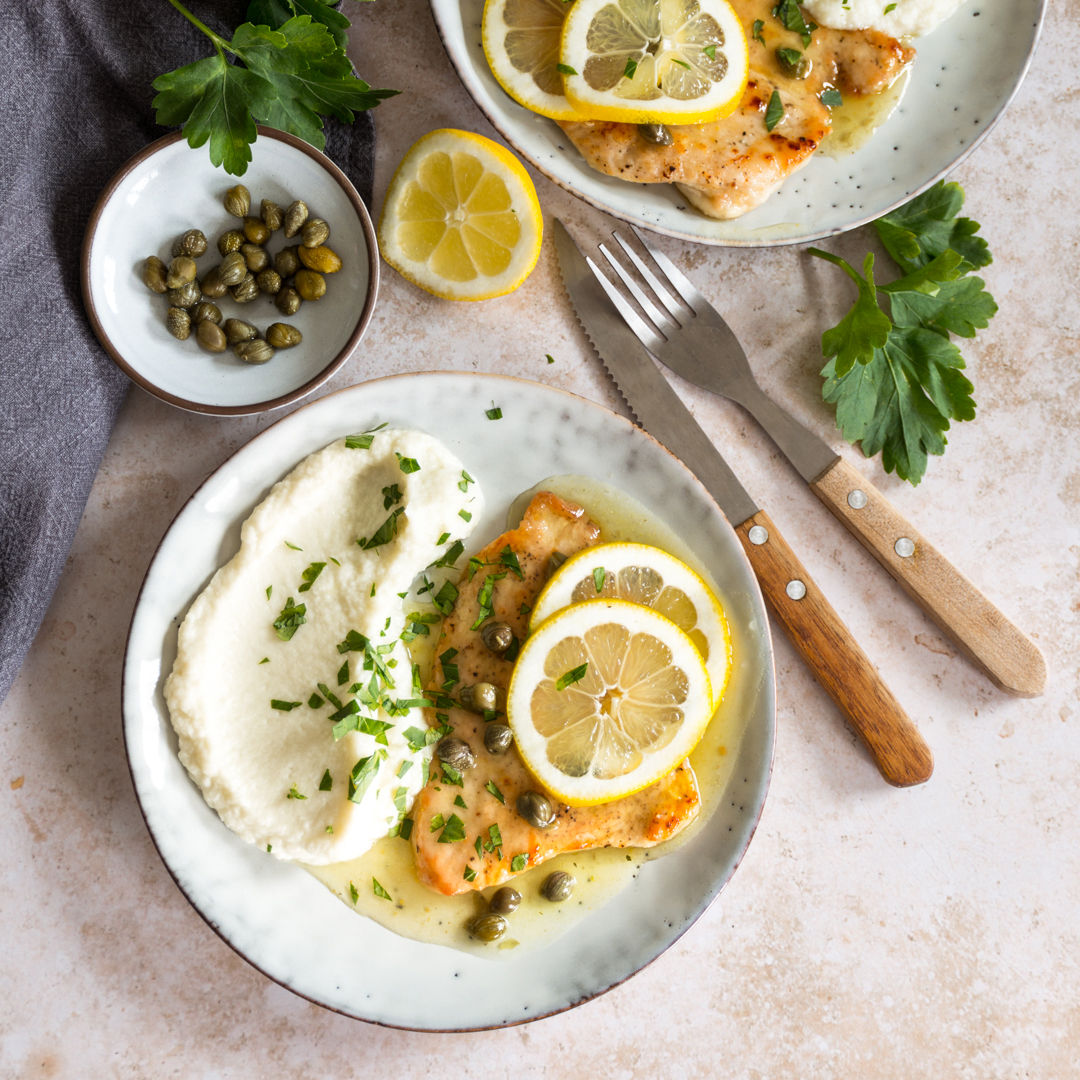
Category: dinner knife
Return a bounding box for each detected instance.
[553,218,932,788]
[594,227,1047,699]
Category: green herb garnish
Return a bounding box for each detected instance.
[556,663,589,690]
[286,784,306,800]
[395,452,421,474]
[764,89,783,131]
[358,506,404,550]
[820,87,843,109]
[297,561,325,593]
[485,779,505,804]
[272,596,306,640]
[623,57,638,80]
[808,181,994,484]
[372,877,392,900]
[345,423,387,450]
[319,769,333,791]
[510,854,527,872]
[485,402,503,420]
[270,698,301,711]
[437,813,467,843]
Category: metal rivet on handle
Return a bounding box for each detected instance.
[847,489,868,510]
[895,537,916,558]
[786,580,807,600]
[748,525,768,545]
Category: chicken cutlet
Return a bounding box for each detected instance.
[558,0,914,219]
[411,491,701,896]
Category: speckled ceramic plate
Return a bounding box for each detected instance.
[430,0,1045,246]
[82,128,378,415]
[122,372,775,1030]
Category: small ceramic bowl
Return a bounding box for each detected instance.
[82,128,378,415]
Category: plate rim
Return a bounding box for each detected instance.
[80,126,381,416]
[121,370,777,1029]
[428,0,1047,247]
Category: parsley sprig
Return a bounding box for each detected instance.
[153,0,398,176]
[809,182,996,485]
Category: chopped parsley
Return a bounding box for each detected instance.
[820,87,843,109]
[286,784,307,800]
[622,56,637,80]
[348,881,359,904]
[270,699,302,711]
[433,538,465,568]
[485,401,503,420]
[319,769,333,791]
[752,17,765,43]
[458,470,475,492]
[592,566,606,592]
[345,423,386,450]
[485,779,505,804]
[272,596,306,641]
[297,561,325,593]
[510,853,527,872]
[382,483,403,509]
[358,506,404,550]
[347,750,386,803]
[556,663,589,690]
[555,63,576,76]
[395,452,421,474]
[764,89,783,132]
[372,877,392,900]
[433,579,459,616]
[437,813,467,843]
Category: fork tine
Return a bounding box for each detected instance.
[585,255,667,354]
[628,225,710,314]
[610,231,687,322]
[597,242,679,337]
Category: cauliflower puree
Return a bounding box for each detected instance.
[803,0,969,38]
[164,428,482,865]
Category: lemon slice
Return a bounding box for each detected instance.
[482,0,584,121]
[560,0,749,125]
[507,598,713,805]
[377,128,543,301]
[531,541,732,703]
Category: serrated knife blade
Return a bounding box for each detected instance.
[553,218,933,788]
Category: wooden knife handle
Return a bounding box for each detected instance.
[736,509,933,787]
[811,457,1047,697]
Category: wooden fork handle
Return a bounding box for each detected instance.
[811,457,1047,697]
[735,509,933,788]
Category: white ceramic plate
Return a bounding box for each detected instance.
[82,128,378,415]
[123,372,775,1029]
[430,0,1045,246]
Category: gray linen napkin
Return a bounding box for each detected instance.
[0,0,375,704]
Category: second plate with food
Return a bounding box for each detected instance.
[431,0,1044,246]
[123,372,774,1030]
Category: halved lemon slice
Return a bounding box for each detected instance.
[507,598,713,805]
[482,0,584,121]
[531,541,732,703]
[377,128,543,301]
[560,0,749,125]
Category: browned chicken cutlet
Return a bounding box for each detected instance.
[411,491,701,896]
[557,0,915,219]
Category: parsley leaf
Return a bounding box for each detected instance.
[808,183,993,485]
[152,3,398,176]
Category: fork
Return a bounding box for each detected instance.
[589,227,1047,698]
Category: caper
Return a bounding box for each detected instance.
[540,870,575,903]
[165,255,198,289]
[483,723,513,756]
[257,268,283,295]
[480,620,514,655]
[231,273,259,303]
[638,123,673,146]
[283,199,308,238]
[776,47,811,80]
[488,887,521,916]
[261,198,283,232]
[218,251,247,287]
[195,319,228,354]
[224,183,251,218]
[275,286,302,316]
[294,268,326,301]
[242,215,270,245]
[191,301,222,325]
[217,229,244,256]
[167,280,201,309]
[517,790,555,829]
[466,912,508,943]
[200,266,228,299]
[240,243,269,273]
[300,217,330,248]
[234,338,275,365]
[265,321,301,349]
[298,244,343,274]
[223,318,258,345]
[165,306,191,340]
[142,255,167,294]
[274,245,301,277]
[461,682,499,714]
[172,228,208,258]
[436,736,477,773]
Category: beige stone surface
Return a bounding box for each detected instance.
[2,1,1079,1075]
